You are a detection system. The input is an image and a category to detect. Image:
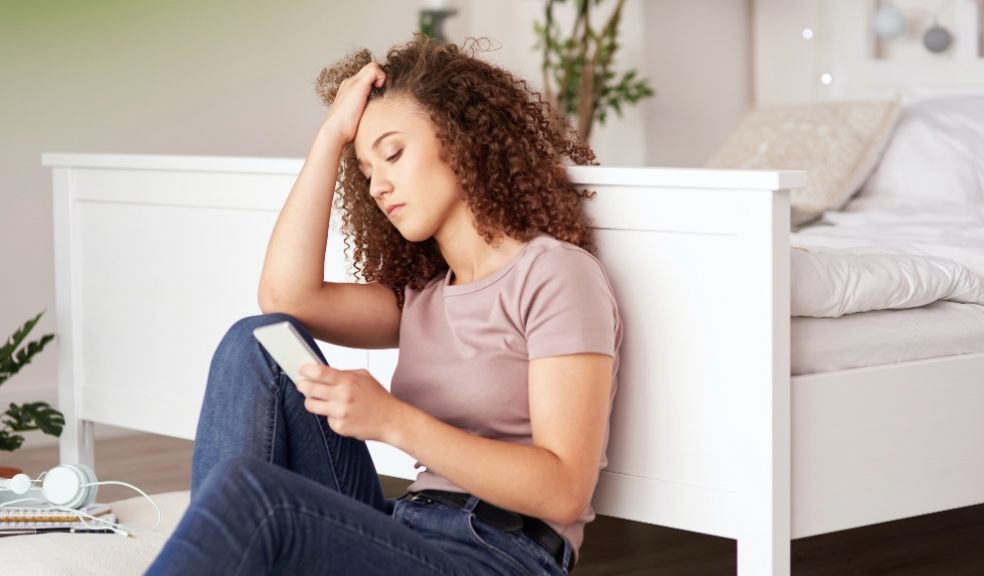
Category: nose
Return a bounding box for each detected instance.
[368,173,393,200]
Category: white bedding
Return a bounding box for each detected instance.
[788,196,984,373]
[790,198,984,318]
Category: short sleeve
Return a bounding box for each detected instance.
[521,246,620,360]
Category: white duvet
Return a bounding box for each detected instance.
[790,197,984,318]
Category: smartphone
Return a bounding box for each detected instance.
[253,321,326,386]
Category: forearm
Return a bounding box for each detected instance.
[258,125,345,307]
[386,403,591,526]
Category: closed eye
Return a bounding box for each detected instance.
[361,149,402,185]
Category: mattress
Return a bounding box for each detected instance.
[791,301,984,376]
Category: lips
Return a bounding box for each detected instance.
[385,203,405,216]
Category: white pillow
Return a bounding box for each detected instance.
[707,100,901,228]
[858,93,984,205]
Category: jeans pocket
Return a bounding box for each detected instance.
[465,514,535,576]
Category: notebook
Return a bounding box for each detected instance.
[0,503,119,536]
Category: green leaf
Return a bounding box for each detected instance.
[4,402,64,436]
[0,311,55,387]
[0,311,43,364]
[0,429,25,452]
[418,13,437,39]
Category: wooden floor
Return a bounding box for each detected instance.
[5,434,984,575]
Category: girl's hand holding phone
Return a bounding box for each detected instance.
[252,321,403,442]
[297,363,405,443]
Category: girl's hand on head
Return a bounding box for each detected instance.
[295,363,404,442]
[321,62,386,145]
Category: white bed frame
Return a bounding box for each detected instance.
[42,152,984,575]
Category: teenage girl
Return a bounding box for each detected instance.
[147,37,621,576]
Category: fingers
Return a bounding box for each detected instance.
[338,62,386,93]
[296,365,348,399]
[298,363,336,379]
[356,61,386,88]
[369,63,386,88]
[322,62,386,143]
[296,377,336,402]
[303,396,345,418]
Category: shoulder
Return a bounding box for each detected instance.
[519,235,612,290]
[516,235,619,315]
[516,235,622,358]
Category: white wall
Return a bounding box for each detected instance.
[0,0,751,448]
[754,0,983,104]
[642,0,754,166]
[753,0,830,104]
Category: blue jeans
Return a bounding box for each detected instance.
[145,313,571,576]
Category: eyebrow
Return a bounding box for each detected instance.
[357,131,402,170]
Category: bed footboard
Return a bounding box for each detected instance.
[568,167,798,575]
[45,153,804,576]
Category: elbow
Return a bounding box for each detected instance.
[550,498,589,527]
[257,275,295,313]
[545,486,594,526]
[257,286,290,315]
[258,280,321,315]
[257,279,274,312]
[538,456,599,526]
[257,287,275,314]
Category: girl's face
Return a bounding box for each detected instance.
[354,94,465,243]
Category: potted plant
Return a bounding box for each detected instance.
[0,311,62,478]
[534,0,655,142]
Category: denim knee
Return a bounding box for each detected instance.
[200,456,274,499]
[192,456,288,524]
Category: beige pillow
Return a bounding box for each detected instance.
[707,100,901,228]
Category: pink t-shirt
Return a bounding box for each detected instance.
[390,234,622,557]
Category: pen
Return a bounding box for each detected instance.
[0,527,117,535]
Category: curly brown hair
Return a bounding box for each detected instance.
[315,36,598,306]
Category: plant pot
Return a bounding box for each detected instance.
[0,466,24,478]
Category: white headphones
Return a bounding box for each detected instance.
[1,463,162,537]
[0,463,99,509]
